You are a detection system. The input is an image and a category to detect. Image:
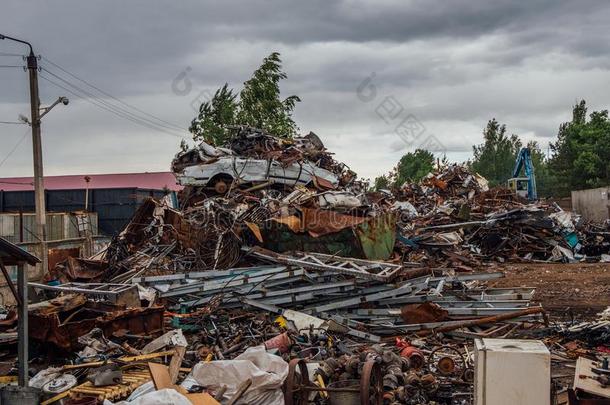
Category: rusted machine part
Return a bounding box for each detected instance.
[437,356,456,375]
[214,180,228,194]
[285,358,382,405]
[462,367,475,383]
[400,345,425,370]
[420,373,437,387]
[360,360,383,405]
[285,358,310,405]
[405,372,420,386]
[428,346,467,377]
[345,355,361,374]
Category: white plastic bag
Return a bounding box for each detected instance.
[103,388,192,405]
[184,345,288,404]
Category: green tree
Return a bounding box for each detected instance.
[393,149,435,187]
[373,175,391,190]
[190,52,300,144]
[189,84,238,145]
[549,100,610,195]
[237,52,301,137]
[470,119,523,186]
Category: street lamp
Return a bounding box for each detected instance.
[40,96,69,118]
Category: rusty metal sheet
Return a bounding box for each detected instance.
[48,247,81,272]
[29,297,164,351]
[400,302,449,324]
[45,257,108,283]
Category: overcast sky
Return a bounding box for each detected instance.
[1,0,609,181]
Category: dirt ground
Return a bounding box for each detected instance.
[488,262,610,318]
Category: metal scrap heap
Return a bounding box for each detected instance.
[393,165,608,268]
[20,127,610,404]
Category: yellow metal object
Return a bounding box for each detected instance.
[0,376,17,384]
[316,374,328,399]
[274,315,287,328]
[61,350,176,370]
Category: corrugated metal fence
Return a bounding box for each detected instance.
[0,212,98,243]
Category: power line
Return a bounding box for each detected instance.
[40,67,188,137]
[0,65,24,68]
[0,121,25,125]
[39,72,187,139]
[39,70,187,139]
[41,56,187,132]
[38,71,181,138]
[0,128,29,168]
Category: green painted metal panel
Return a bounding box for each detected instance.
[261,212,396,260]
[354,213,396,260]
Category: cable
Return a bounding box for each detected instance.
[0,52,23,57]
[0,65,24,68]
[39,72,188,139]
[0,128,29,168]
[41,57,187,132]
[43,57,188,132]
[0,121,25,125]
[40,67,187,137]
[40,67,183,133]
[39,71,172,136]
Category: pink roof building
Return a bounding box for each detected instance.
[0,172,182,192]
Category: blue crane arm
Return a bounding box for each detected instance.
[512,148,525,177]
[512,148,537,200]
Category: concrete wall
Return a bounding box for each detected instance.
[571,186,610,222]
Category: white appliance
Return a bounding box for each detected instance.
[475,338,550,405]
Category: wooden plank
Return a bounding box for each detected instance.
[169,345,186,384]
[148,362,172,391]
[186,393,222,405]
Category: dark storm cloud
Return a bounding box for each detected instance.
[1,0,610,180]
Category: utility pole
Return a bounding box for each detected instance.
[1,34,68,275]
[1,34,68,392]
[26,48,49,275]
[0,34,47,274]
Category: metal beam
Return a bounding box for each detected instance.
[0,257,21,306]
[17,263,27,386]
[247,247,403,281]
[132,265,286,284]
[313,282,417,313]
[161,268,305,298]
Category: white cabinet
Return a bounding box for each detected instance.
[475,338,550,405]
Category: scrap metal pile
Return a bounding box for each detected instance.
[88,126,399,286]
[393,165,609,268]
[29,264,546,405]
[23,127,610,404]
